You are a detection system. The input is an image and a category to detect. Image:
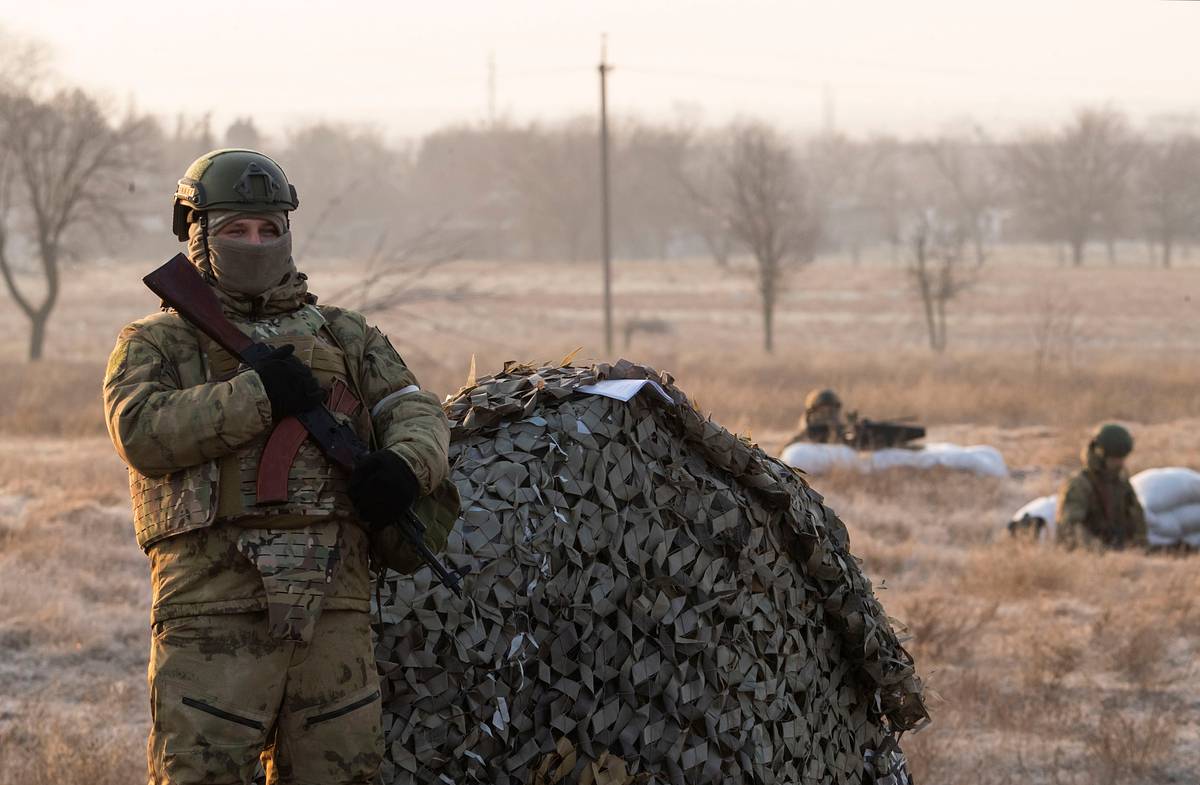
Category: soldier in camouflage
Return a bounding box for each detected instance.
[1056,423,1147,550]
[102,149,454,784]
[792,388,847,445]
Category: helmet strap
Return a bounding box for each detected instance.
[198,212,216,282]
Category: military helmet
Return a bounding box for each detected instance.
[172,149,299,240]
[804,388,842,411]
[1091,423,1134,458]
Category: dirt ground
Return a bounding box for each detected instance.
[2,249,1198,783]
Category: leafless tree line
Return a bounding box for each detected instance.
[5,24,1200,357]
[139,107,1200,270]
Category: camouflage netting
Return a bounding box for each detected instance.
[373,360,927,785]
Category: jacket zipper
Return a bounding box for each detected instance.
[181,696,265,730]
[304,690,381,728]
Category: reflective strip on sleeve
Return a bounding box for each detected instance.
[371,385,421,418]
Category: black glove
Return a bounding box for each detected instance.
[349,449,420,528]
[250,344,324,419]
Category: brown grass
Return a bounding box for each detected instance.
[11,349,1196,445]
[0,705,143,785]
[3,362,108,436]
[1108,617,1171,690]
[899,594,999,664]
[1082,707,1179,785]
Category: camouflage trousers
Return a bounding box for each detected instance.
[147,610,382,784]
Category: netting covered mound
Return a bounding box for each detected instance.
[374,360,927,785]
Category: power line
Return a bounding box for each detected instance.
[619,65,829,90]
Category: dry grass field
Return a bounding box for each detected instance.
[2,248,1199,783]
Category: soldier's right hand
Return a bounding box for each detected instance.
[250,344,324,419]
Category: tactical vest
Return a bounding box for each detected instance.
[203,305,368,528]
[126,307,375,551]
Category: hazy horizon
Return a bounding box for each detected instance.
[8,0,1200,142]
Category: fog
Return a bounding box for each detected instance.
[10,0,1200,139]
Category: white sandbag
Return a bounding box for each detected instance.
[1009,494,1058,541]
[1164,502,1200,536]
[780,443,859,476]
[781,441,1008,478]
[866,443,1008,477]
[1130,467,1200,513]
[1144,509,1181,547]
[1013,495,1057,526]
[923,443,1009,477]
[1008,498,1056,542]
[864,448,929,472]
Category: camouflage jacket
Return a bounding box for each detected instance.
[104,297,452,623]
[1056,449,1147,550]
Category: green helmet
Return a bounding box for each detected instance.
[1092,423,1133,458]
[172,149,299,240]
[805,388,842,411]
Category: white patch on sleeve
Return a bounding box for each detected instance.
[371,385,421,418]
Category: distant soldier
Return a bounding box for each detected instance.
[788,389,926,452]
[793,388,847,444]
[796,388,844,446]
[102,149,453,784]
[1056,424,1147,550]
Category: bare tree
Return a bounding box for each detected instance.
[285,122,407,259]
[0,87,148,359]
[719,122,817,352]
[1031,293,1080,380]
[672,129,734,267]
[612,120,691,260]
[921,128,1004,267]
[907,210,976,353]
[1008,108,1138,266]
[505,119,598,261]
[860,136,914,263]
[323,220,471,314]
[1137,133,1200,268]
[807,134,872,265]
[0,28,48,90]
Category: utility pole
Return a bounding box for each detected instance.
[598,34,614,355]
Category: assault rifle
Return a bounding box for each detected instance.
[843,413,926,451]
[144,253,463,596]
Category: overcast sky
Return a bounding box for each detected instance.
[6,0,1200,141]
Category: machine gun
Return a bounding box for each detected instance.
[143,253,463,596]
[843,413,926,451]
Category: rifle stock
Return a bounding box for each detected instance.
[142,254,464,596]
[144,254,264,362]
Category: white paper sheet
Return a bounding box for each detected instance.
[577,379,675,405]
